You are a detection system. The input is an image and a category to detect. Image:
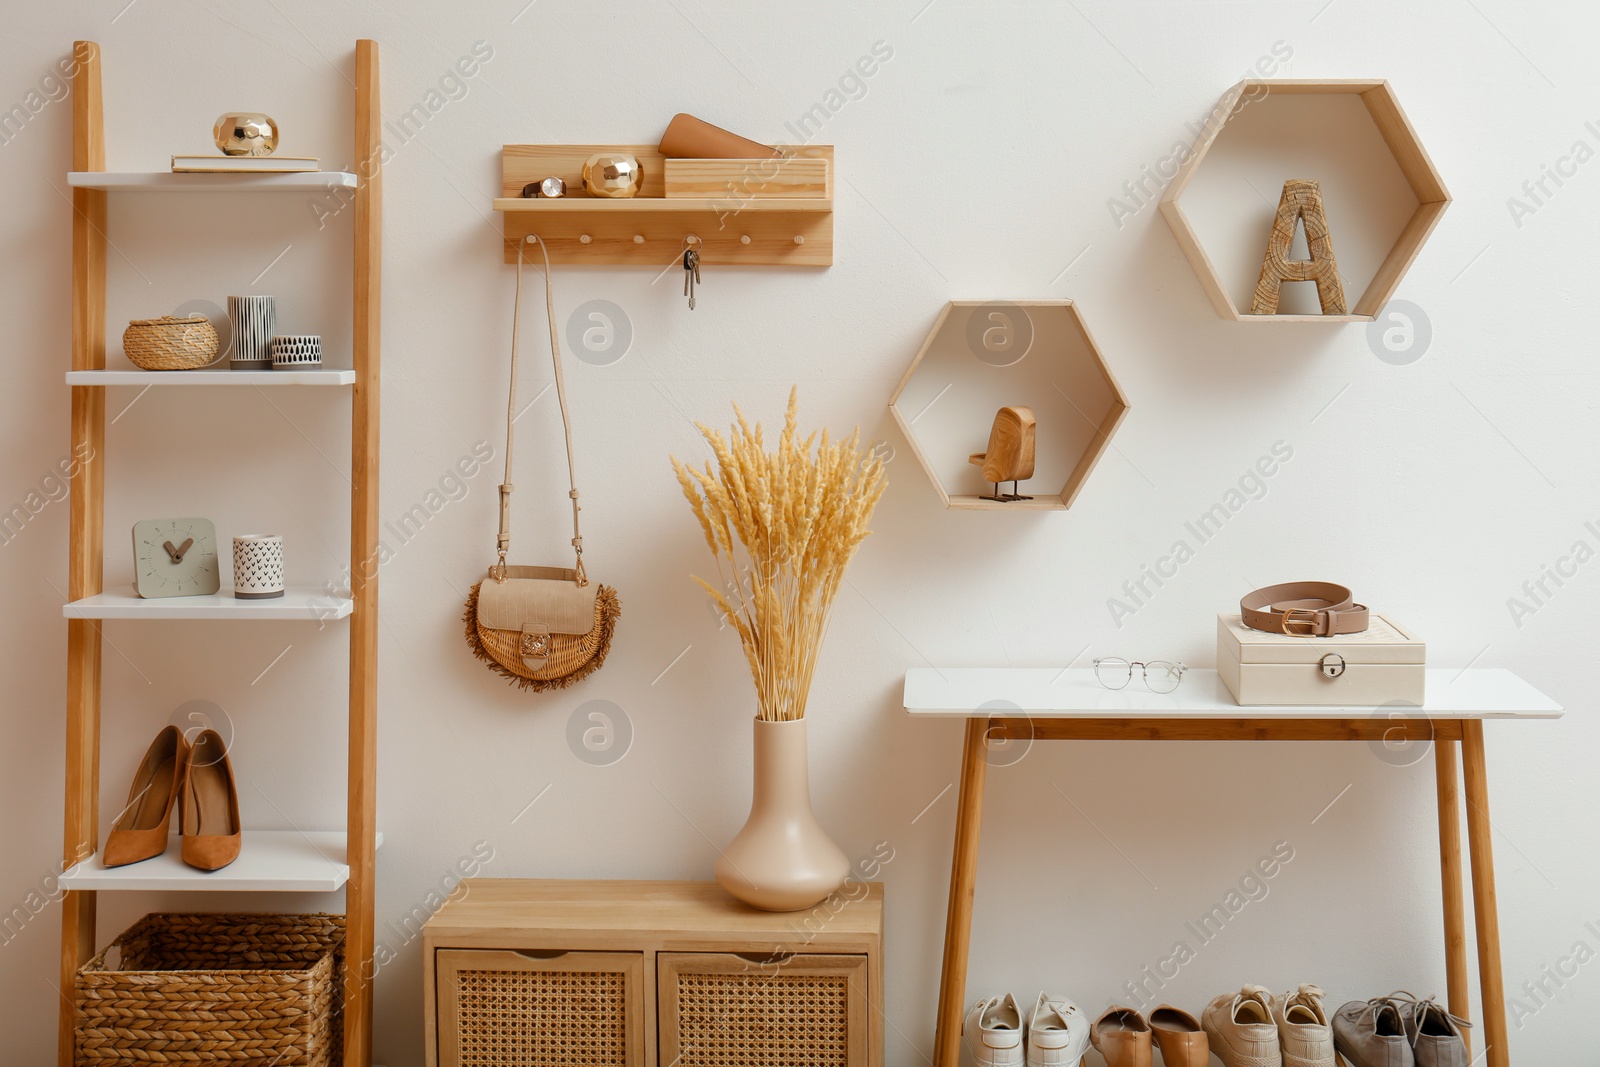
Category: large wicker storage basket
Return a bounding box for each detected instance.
[75,912,344,1066]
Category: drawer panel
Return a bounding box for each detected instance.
[437,948,645,1067]
[659,952,867,1067]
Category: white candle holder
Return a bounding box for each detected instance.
[232,534,285,599]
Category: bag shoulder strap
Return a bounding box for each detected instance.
[496,235,587,586]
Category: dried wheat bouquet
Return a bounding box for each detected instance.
[673,388,888,722]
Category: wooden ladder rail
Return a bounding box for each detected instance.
[59,37,106,1067]
[345,37,383,1067]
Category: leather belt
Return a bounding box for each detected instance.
[1240,582,1369,637]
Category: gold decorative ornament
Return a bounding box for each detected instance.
[581,152,643,198]
[213,112,279,157]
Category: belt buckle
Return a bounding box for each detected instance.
[1281,607,1321,637]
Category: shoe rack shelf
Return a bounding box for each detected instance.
[906,667,1561,1067]
[65,369,356,385]
[60,830,385,893]
[66,171,358,191]
[1159,79,1450,322]
[59,40,382,1067]
[493,144,834,265]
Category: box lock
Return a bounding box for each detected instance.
[1318,653,1346,679]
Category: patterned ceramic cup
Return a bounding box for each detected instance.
[233,535,285,599]
[270,334,322,368]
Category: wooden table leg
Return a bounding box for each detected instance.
[1434,734,1471,1062]
[1462,720,1509,1067]
[933,718,990,1067]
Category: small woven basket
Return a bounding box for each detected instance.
[75,912,344,1066]
[122,315,220,371]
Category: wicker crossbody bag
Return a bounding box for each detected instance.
[464,236,621,690]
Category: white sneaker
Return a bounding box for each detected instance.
[965,993,1025,1067]
[1273,984,1334,1067]
[1202,984,1282,1067]
[1027,992,1090,1067]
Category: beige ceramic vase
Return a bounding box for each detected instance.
[715,717,850,912]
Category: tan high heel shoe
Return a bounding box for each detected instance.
[104,725,189,867]
[180,729,241,871]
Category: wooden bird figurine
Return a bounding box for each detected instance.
[969,405,1036,501]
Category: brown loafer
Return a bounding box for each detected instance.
[180,729,241,871]
[103,726,187,867]
[1151,1004,1209,1067]
[1090,1005,1152,1067]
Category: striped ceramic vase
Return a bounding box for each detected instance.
[228,295,276,369]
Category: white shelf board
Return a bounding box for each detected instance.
[68,171,358,191]
[64,587,352,621]
[67,369,354,386]
[903,668,1562,720]
[59,831,383,892]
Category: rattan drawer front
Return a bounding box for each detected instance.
[436,949,645,1067]
[659,953,868,1067]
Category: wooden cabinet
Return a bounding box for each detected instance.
[425,880,883,1067]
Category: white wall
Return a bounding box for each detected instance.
[2,2,1596,1063]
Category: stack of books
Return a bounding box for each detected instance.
[171,156,320,174]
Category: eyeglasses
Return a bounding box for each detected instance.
[1093,657,1187,694]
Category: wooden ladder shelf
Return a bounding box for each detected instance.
[58,39,382,1067]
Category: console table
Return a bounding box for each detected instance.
[903,667,1560,1067]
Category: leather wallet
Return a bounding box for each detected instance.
[659,113,780,159]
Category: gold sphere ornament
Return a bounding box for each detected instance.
[581,152,643,198]
[213,112,279,157]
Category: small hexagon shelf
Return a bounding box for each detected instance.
[1159,79,1450,322]
[888,301,1130,511]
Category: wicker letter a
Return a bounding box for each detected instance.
[1251,179,1347,316]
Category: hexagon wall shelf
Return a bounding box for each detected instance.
[1159,79,1450,322]
[888,301,1129,511]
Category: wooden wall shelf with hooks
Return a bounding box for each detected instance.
[496,144,833,266]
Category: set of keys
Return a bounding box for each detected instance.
[682,236,702,310]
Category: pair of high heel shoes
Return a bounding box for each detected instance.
[104,725,240,871]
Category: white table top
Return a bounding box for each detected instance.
[903,668,1562,719]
